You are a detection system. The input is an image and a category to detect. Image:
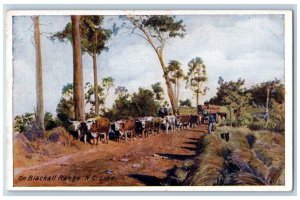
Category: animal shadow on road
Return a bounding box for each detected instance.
[182,129,206,133]
[128,174,163,186]
[181,146,197,151]
[188,137,200,141]
[183,141,198,145]
[158,153,194,161]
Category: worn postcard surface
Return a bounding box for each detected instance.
[6,10,293,191]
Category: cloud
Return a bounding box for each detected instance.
[12,14,285,116]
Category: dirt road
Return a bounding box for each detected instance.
[14,125,207,186]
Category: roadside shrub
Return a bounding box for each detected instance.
[14,112,61,134]
[238,112,253,127]
[23,121,44,141]
[248,119,266,131]
[44,112,61,130]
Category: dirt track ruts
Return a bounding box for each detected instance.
[14,125,207,186]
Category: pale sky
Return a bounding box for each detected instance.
[12,14,285,116]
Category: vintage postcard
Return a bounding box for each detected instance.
[6,10,293,191]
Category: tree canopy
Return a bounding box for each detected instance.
[50,16,113,56]
[209,77,251,108]
[186,57,208,106]
[151,82,164,101]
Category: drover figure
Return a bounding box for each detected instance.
[208,113,216,134]
[158,105,169,118]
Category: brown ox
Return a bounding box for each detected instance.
[176,115,191,129]
[119,117,136,141]
[153,117,162,134]
[90,117,110,145]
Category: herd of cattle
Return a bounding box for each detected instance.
[68,113,227,145]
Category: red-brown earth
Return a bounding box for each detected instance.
[13,125,207,186]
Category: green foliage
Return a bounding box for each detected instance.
[61,83,73,96]
[14,113,35,133]
[267,99,285,131]
[186,57,208,95]
[210,77,251,107]
[167,60,184,82]
[14,112,60,137]
[151,82,164,101]
[247,79,285,106]
[248,119,266,131]
[131,88,158,117]
[44,112,62,130]
[167,60,185,101]
[85,83,105,112]
[179,99,192,107]
[111,95,133,120]
[102,77,114,96]
[142,15,186,38]
[115,86,129,98]
[56,96,74,122]
[210,77,285,131]
[123,15,186,39]
[209,77,253,127]
[80,16,112,55]
[50,16,113,56]
[109,87,159,121]
[57,82,108,121]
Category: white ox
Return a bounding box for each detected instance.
[161,115,176,133]
[68,118,97,141]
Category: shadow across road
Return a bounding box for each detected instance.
[128,174,162,186]
[158,153,194,161]
[181,146,197,151]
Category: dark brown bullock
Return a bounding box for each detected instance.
[78,121,88,143]
[90,117,110,145]
[176,115,191,129]
[119,117,135,141]
[189,115,199,128]
[135,120,153,138]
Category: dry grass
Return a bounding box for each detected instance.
[201,134,227,157]
[178,125,285,186]
[14,127,88,168]
[231,171,269,185]
[184,155,224,186]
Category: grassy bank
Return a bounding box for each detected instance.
[165,126,285,186]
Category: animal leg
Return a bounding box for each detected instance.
[166,124,169,134]
[78,130,81,141]
[84,134,87,144]
[96,136,99,146]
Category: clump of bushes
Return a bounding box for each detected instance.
[14,112,62,141]
[23,121,44,141]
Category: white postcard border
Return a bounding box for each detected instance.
[5,9,294,192]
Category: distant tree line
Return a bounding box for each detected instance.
[208,77,285,131]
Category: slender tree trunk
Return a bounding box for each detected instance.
[173,80,177,102]
[71,15,85,121]
[177,79,180,103]
[265,87,270,126]
[32,16,45,131]
[92,53,99,115]
[138,27,179,115]
[157,53,179,115]
[196,92,199,108]
[266,88,270,114]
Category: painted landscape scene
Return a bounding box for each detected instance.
[12,13,286,187]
